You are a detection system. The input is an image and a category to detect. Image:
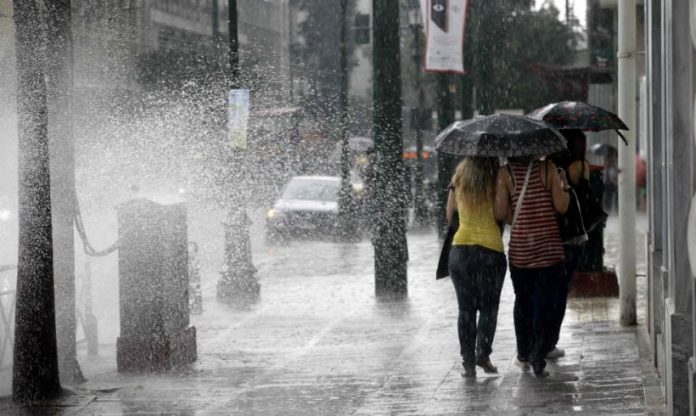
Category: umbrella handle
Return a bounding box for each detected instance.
[616,130,628,146]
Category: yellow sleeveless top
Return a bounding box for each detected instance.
[452,199,504,253]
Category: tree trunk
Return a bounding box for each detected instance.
[12,0,62,402]
[44,0,84,385]
[372,0,408,297]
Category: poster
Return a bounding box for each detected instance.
[228,89,250,149]
[423,0,468,73]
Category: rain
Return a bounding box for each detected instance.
[0,0,681,414]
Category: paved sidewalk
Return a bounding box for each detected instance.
[0,216,666,415]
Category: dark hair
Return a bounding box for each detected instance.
[562,129,587,160]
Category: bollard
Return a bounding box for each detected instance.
[116,198,196,372]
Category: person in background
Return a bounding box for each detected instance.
[496,155,570,377]
[548,129,591,360]
[603,152,619,213]
[636,154,647,211]
[446,157,507,378]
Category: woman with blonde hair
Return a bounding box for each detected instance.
[446,157,508,378]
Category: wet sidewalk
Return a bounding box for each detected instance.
[1,216,666,415]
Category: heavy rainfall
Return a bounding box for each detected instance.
[0,0,687,415]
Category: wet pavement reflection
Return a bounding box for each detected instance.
[0,216,665,415]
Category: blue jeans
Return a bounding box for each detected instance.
[510,262,565,370]
[449,245,507,366]
[550,244,585,349]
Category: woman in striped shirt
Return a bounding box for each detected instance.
[495,156,570,377]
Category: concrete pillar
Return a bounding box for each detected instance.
[618,0,637,326]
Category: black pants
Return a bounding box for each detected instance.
[549,244,585,349]
[449,245,507,366]
[510,263,564,369]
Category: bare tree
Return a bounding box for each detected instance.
[12,0,62,402]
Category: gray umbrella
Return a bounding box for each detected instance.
[434,114,567,157]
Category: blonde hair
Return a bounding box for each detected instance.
[451,157,498,209]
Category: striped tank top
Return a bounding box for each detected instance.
[508,161,565,268]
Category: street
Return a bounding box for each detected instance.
[0,215,666,415]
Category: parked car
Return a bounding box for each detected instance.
[265,176,341,242]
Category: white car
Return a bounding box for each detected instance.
[265,176,341,241]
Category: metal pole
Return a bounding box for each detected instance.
[436,73,455,238]
[229,0,240,87]
[212,0,220,37]
[412,23,428,229]
[336,0,356,241]
[217,0,260,305]
[618,0,637,325]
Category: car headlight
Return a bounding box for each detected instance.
[267,208,282,219]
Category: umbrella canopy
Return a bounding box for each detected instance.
[527,101,628,145]
[434,114,567,158]
[348,136,374,153]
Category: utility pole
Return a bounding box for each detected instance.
[373,0,408,296]
[618,0,637,326]
[212,0,220,37]
[410,14,429,229]
[435,73,455,238]
[44,0,84,385]
[217,0,260,306]
[566,0,571,25]
[336,0,357,241]
[12,0,62,402]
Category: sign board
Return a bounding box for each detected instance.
[228,89,250,149]
[689,193,696,277]
[423,0,468,73]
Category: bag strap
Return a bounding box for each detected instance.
[512,160,534,229]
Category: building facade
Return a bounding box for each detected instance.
[644,1,696,415]
[70,0,293,107]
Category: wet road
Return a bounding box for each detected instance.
[1,216,665,415]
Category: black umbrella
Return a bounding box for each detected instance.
[434,114,567,157]
[527,101,629,145]
[348,136,374,153]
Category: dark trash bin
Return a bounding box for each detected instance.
[116,198,197,372]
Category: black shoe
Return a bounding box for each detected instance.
[462,363,476,378]
[476,357,498,374]
[532,362,549,378]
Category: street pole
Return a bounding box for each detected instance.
[336,0,356,241]
[411,22,429,229]
[436,73,455,238]
[618,0,637,326]
[216,0,260,306]
[212,0,220,37]
[373,0,408,296]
